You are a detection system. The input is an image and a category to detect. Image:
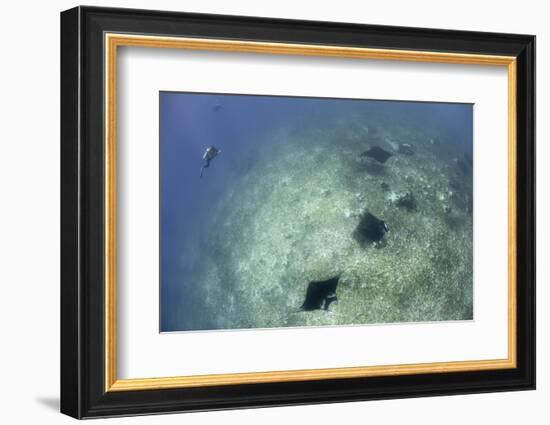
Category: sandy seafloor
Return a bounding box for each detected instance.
[160,95,473,332]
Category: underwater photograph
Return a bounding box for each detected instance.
[160,91,474,332]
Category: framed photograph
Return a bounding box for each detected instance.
[60,6,535,419]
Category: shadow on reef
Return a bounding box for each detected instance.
[358,160,386,176]
[395,192,417,211]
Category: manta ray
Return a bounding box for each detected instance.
[353,211,389,246]
[300,276,340,311]
[361,146,393,163]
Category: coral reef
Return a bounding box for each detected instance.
[175,112,473,330]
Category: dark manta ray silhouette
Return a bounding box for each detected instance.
[361,146,393,163]
[300,276,340,311]
[353,211,389,246]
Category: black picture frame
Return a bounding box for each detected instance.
[61,5,535,419]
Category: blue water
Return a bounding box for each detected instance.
[160,91,473,332]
